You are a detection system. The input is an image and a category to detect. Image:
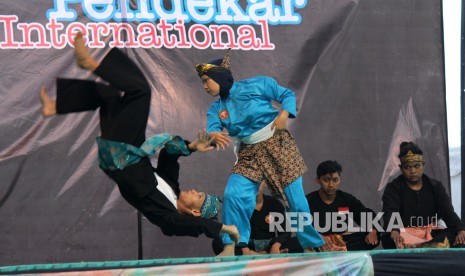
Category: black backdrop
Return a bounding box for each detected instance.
[0,0,451,265]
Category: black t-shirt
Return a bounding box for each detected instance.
[306,190,375,234]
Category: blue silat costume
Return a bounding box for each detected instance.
[197,54,324,251]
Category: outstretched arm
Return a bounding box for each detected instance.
[160,211,239,242]
[208,131,231,151]
[188,130,215,152]
[188,130,231,152]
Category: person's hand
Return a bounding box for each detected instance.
[365,229,379,245]
[454,230,465,245]
[390,230,405,249]
[320,235,334,252]
[220,224,240,243]
[188,130,215,152]
[209,131,231,151]
[269,242,282,254]
[271,110,289,130]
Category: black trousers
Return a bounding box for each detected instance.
[343,232,380,250]
[56,48,162,209]
[56,48,151,147]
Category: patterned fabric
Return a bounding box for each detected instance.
[195,49,232,76]
[418,237,450,248]
[96,133,190,171]
[200,194,221,219]
[400,226,449,248]
[232,130,307,207]
[220,48,231,69]
[195,63,231,76]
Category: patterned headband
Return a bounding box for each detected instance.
[200,194,221,219]
[399,150,424,164]
[195,49,231,76]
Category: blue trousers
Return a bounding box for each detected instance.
[221,174,324,249]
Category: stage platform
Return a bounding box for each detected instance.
[1,248,464,275]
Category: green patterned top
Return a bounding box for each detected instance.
[96,133,190,171]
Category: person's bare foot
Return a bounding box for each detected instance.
[40,85,56,117]
[216,243,235,257]
[74,32,99,71]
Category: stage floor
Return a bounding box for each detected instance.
[1,248,464,275]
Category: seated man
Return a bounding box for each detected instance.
[212,182,298,255]
[39,32,239,243]
[381,141,465,249]
[305,160,380,251]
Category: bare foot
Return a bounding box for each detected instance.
[216,243,235,257]
[74,32,99,71]
[40,85,56,117]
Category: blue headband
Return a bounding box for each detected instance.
[200,194,221,219]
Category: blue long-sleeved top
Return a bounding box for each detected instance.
[206,76,297,139]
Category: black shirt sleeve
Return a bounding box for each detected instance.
[381,181,402,232]
[155,142,189,184]
[159,212,223,238]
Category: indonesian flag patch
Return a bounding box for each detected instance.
[338,207,349,214]
[219,109,229,120]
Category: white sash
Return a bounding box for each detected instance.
[233,119,276,163]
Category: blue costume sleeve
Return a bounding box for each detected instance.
[261,76,297,118]
[206,101,224,133]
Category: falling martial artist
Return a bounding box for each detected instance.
[40,32,239,244]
